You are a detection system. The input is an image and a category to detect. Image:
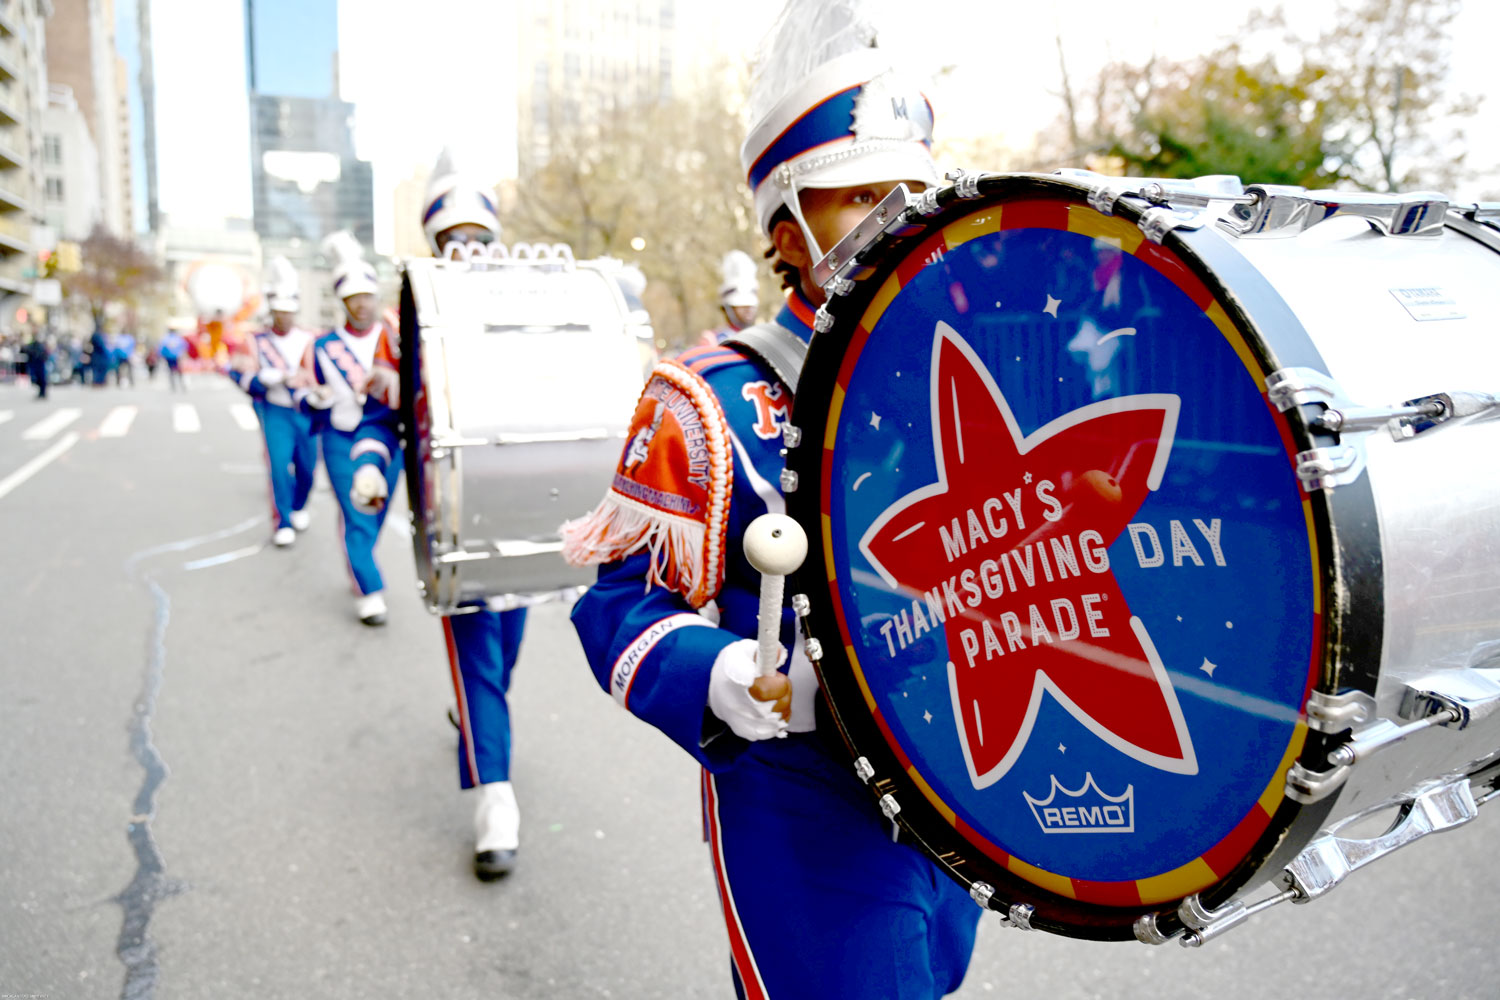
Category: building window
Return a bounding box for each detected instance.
[43,134,62,165]
[45,176,64,201]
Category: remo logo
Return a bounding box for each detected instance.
[860,322,1197,790]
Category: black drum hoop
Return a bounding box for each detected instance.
[785,172,1379,939]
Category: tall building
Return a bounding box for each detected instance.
[515,0,678,166]
[514,1,755,168]
[244,0,373,327]
[45,0,128,234]
[40,83,101,239]
[244,0,373,248]
[0,0,53,301]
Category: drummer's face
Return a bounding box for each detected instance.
[798,181,923,259]
[776,180,926,304]
[343,292,378,330]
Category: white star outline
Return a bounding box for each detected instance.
[857,321,1198,790]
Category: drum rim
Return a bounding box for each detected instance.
[398,266,448,612]
[786,172,1374,939]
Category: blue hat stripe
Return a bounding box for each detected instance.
[422,192,449,225]
[748,85,862,191]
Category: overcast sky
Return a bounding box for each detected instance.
[148,0,1500,249]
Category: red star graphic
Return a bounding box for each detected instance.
[860,322,1197,789]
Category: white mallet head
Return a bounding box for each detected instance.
[743,514,808,576]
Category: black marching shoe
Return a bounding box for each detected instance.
[473,848,517,881]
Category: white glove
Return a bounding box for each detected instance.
[257,367,286,387]
[301,385,335,410]
[708,638,788,741]
[350,464,388,513]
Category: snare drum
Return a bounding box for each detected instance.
[400,248,644,612]
[783,173,1500,943]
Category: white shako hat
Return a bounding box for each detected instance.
[740,0,938,250]
[264,255,299,312]
[422,146,501,253]
[718,250,759,308]
[323,231,379,300]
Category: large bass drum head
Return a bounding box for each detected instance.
[787,175,1337,940]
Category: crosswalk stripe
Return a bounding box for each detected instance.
[172,403,201,433]
[22,407,81,440]
[99,405,139,438]
[0,431,80,502]
[229,403,260,431]
[0,410,13,426]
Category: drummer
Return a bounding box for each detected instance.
[227,257,318,548]
[349,148,529,881]
[562,3,981,995]
[291,233,402,626]
[696,250,760,347]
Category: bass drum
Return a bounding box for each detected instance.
[783,173,1500,942]
[399,251,643,612]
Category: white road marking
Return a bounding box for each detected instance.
[99,405,139,438]
[229,403,259,431]
[21,407,81,440]
[0,431,80,501]
[0,410,13,426]
[183,543,266,571]
[172,404,201,433]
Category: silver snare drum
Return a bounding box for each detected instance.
[399,247,644,612]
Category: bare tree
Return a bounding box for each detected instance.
[59,225,166,327]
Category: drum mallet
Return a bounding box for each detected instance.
[742,513,808,720]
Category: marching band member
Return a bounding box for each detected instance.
[351,148,529,880]
[563,3,981,996]
[228,257,318,547]
[697,250,760,347]
[292,232,402,626]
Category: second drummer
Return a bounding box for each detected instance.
[355,149,530,881]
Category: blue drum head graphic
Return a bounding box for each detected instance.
[810,199,1320,907]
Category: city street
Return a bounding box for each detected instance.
[1,374,1497,999]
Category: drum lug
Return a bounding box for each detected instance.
[779,468,799,493]
[1000,903,1035,931]
[1088,184,1124,217]
[1285,759,1353,804]
[1266,365,1348,412]
[803,637,824,662]
[877,793,901,819]
[913,187,942,217]
[1132,913,1181,946]
[967,881,994,909]
[1282,778,1479,904]
[1305,689,1376,733]
[781,423,802,449]
[1137,205,1210,244]
[790,593,810,617]
[1294,445,1366,491]
[946,169,982,201]
[813,304,834,334]
[853,756,876,784]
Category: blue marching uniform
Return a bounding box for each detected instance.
[568,289,979,999]
[296,321,403,596]
[443,606,528,789]
[230,328,318,530]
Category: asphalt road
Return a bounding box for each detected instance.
[1,374,1496,999]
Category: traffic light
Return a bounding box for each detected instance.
[55,241,81,272]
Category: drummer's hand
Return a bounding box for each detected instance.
[359,366,399,406]
[350,465,388,513]
[708,638,789,741]
[257,367,286,387]
[301,384,335,409]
